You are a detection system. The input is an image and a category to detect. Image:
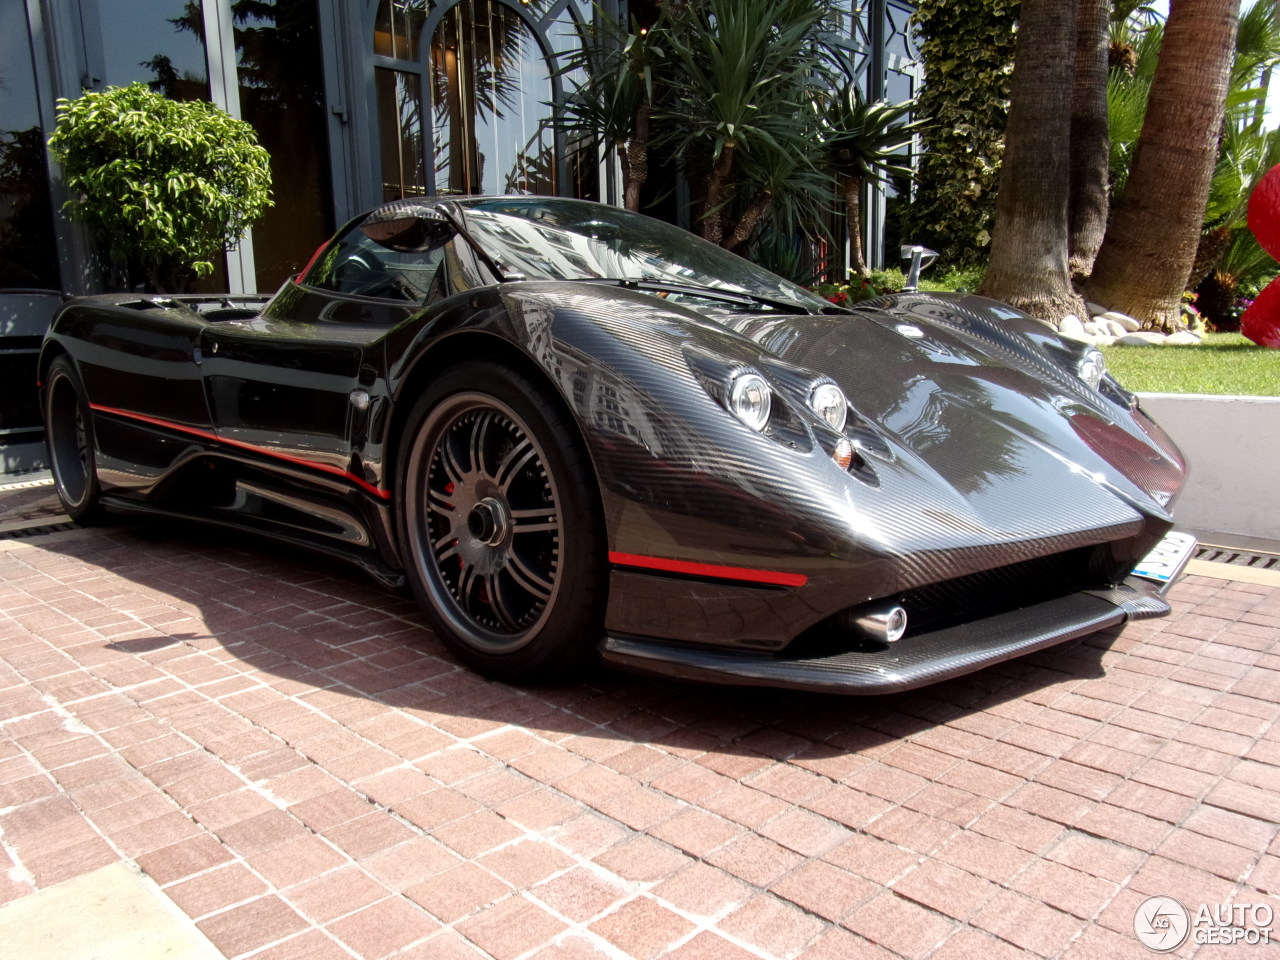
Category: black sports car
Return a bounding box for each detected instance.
[40,197,1194,693]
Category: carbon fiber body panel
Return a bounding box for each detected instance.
[601,583,1164,694]
[39,198,1191,693]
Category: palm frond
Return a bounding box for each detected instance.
[817,82,930,184]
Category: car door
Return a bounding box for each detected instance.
[197,299,408,492]
[197,206,453,494]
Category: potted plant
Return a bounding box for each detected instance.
[48,82,272,292]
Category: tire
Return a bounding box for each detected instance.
[44,355,106,524]
[397,361,606,681]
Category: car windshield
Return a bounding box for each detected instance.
[456,198,829,313]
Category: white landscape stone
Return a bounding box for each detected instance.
[1086,301,1108,316]
[1058,314,1086,338]
[1106,319,1127,338]
[1100,310,1141,332]
[1165,330,1203,345]
[1115,332,1168,346]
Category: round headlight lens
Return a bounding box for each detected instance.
[810,382,848,432]
[1078,347,1106,390]
[729,373,772,432]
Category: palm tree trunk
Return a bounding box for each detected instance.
[1085,0,1240,329]
[1068,0,1110,279]
[844,175,867,277]
[979,0,1087,325]
[700,143,735,247]
[725,192,772,252]
[623,102,650,212]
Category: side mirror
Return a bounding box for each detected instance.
[900,245,939,292]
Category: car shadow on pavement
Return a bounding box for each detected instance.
[20,518,1115,759]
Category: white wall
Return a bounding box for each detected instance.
[1138,393,1280,542]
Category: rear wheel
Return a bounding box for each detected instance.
[44,356,105,524]
[397,362,605,681]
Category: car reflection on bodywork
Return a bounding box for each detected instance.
[39,196,1193,694]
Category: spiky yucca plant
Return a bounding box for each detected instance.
[656,0,832,247]
[819,84,929,277]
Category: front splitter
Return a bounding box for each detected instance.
[600,581,1171,695]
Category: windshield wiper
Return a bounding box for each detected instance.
[576,277,806,314]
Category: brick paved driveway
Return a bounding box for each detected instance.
[0,522,1277,959]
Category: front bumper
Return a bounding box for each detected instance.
[599,573,1174,695]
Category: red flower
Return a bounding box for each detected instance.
[1243,162,1280,348]
[1241,282,1280,348]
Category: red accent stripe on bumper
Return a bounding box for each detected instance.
[608,551,807,588]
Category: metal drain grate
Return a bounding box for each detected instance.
[1195,545,1280,571]
[0,476,54,493]
[0,520,77,540]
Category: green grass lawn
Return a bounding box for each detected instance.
[1101,333,1280,396]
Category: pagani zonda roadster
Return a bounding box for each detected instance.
[41,197,1193,693]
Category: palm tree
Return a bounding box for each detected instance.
[1105,20,1163,197]
[818,84,928,277]
[1068,0,1111,278]
[1085,0,1241,329]
[553,13,665,211]
[1109,0,1165,73]
[979,0,1087,324]
[721,142,832,253]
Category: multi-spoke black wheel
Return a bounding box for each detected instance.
[44,355,105,524]
[398,362,605,680]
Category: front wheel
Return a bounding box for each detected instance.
[44,355,105,524]
[397,362,606,681]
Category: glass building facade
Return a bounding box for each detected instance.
[4,0,918,297]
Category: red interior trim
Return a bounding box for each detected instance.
[608,551,807,588]
[89,403,391,500]
[295,238,329,283]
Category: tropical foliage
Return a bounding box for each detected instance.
[818,83,930,276]
[1082,0,1241,328]
[48,82,272,292]
[555,0,924,273]
[1102,0,1280,329]
[551,10,664,212]
[654,0,832,248]
[1194,0,1280,328]
[903,0,1019,268]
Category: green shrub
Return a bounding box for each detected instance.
[813,267,905,305]
[812,263,985,304]
[48,82,272,291]
[919,264,986,293]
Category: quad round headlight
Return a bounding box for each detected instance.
[1077,347,1106,390]
[729,373,772,432]
[809,382,848,432]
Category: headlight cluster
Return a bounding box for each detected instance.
[726,372,850,438]
[728,373,772,432]
[809,382,848,432]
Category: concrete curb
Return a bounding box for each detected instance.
[1138,393,1280,542]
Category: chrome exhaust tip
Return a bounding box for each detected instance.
[851,604,909,644]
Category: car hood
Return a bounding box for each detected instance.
[492,281,1183,566]
[726,304,1184,533]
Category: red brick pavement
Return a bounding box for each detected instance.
[0,523,1277,959]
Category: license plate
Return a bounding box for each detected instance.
[1131,530,1198,584]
